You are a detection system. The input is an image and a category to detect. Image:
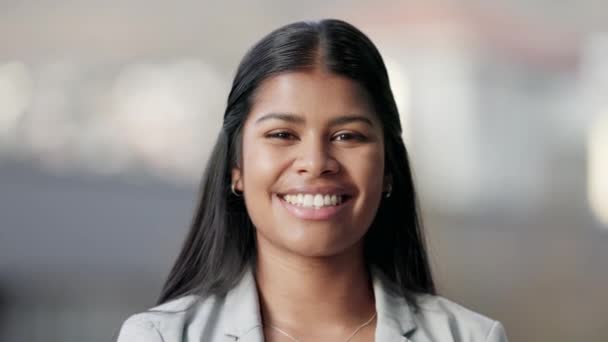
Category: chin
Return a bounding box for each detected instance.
[280,232,364,259]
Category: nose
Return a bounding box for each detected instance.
[294,137,340,177]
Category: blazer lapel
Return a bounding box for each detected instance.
[372,267,418,342]
[221,268,265,342]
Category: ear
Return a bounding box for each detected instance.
[231,167,243,191]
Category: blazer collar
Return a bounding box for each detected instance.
[222,269,264,341]
[371,267,418,341]
[222,267,417,342]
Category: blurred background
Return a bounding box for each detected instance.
[1,0,607,341]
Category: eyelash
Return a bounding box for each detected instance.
[266,131,297,140]
[333,132,367,141]
[265,131,367,142]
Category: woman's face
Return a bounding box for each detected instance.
[232,69,386,258]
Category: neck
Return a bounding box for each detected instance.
[255,239,376,336]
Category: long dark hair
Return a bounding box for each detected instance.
[158,19,435,306]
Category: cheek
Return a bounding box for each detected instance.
[241,140,287,194]
[343,146,385,232]
[346,147,385,192]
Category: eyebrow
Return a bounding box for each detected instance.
[255,112,374,127]
[255,113,305,125]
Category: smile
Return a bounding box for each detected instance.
[275,193,352,220]
[281,193,346,208]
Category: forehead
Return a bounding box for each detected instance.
[248,70,375,121]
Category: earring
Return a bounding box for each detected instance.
[385,183,392,198]
[231,182,243,197]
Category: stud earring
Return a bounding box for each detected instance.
[231,182,243,197]
[385,183,392,198]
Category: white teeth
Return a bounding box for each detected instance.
[303,194,314,207]
[313,194,324,207]
[281,193,345,208]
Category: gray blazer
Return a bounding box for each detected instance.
[116,268,508,342]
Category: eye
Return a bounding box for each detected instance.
[265,131,297,140]
[332,132,367,142]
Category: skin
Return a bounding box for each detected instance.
[232,68,388,341]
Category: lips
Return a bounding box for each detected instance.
[280,193,348,208]
[274,192,352,221]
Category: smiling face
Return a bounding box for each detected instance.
[232,69,386,258]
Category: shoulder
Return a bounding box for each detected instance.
[411,294,508,342]
[116,295,223,342]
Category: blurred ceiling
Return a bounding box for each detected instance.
[1,0,606,64]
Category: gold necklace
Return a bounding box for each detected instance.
[267,312,377,342]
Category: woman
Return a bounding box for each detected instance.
[117,19,508,342]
